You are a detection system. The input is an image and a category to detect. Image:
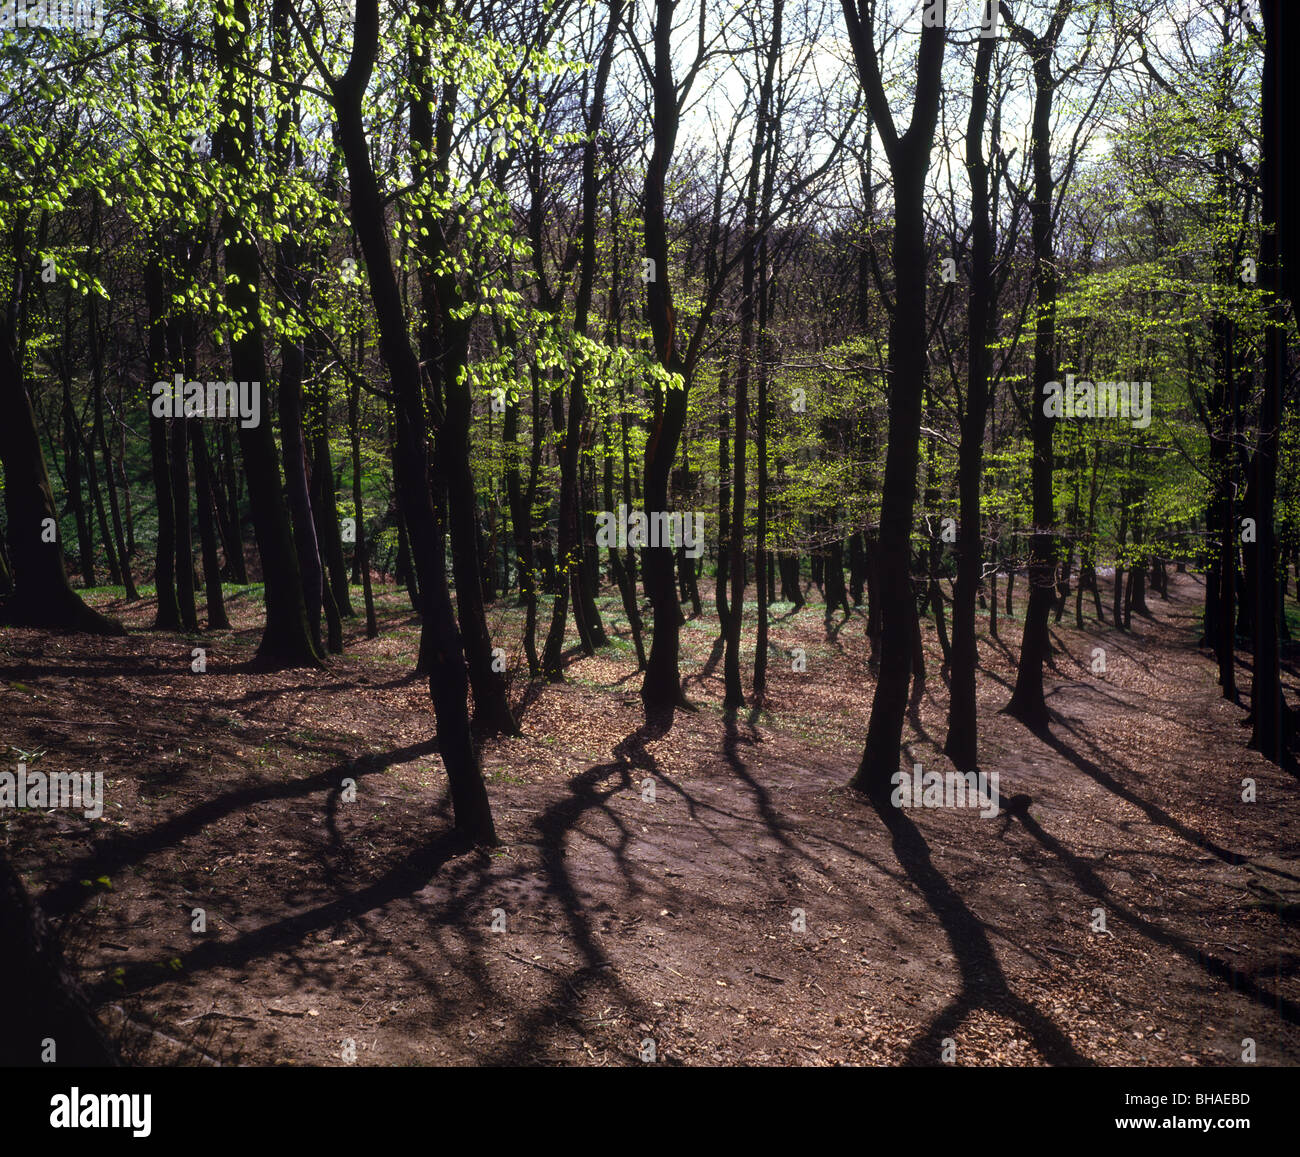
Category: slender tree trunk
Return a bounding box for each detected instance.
[864,529,881,662]
[944,28,996,770]
[218,424,247,583]
[407,20,517,737]
[332,0,495,839]
[1251,0,1288,759]
[717,358,731,626]
[1006,40,1063,732]
[190,424,230,629]
[85,432,120,586]
[143,258,181,632]
[312,421,355,619]
[92,346,136,599]
[640,0,695,712]
[168,407,199,632]
[1113,464,1131,632]
[85,305,128,593]
[212,0,320,666]
[278,342,324,654]
[754,227,773,701]
[504,369,540,673]
[989,553,999,639]
[348,370,379,638]
[848,533,866,606]
[273,11,325,655]
[0,217,123,634]
[845,0,945,792]
[60,357,95,588]
[0,850,119,1066]
[605,405,646,669]
[780,551,802,607]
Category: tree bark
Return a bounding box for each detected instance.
[0,850,118,1066]
[640,0,694,713]
[843,0,945,793]
[944,26,997,770]
[1251,0,1288,759]
[1006,6,1071,731]
[211,0,320,666]
[331,0,496,839]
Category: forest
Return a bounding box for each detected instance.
[1,0,1298,1078]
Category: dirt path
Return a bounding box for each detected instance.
[1,573,1296,1065]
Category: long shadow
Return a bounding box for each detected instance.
[905,685,935,745]
[721,717,842,892]
[1013,807,1300,1025]
[559,641,588,666]
[722,717,798,858]
[986,636,1018,669]
[0,659,182,681]
[40,741,438,917]
[228,672,418,708]
[1038,723,1248,866]
[867,796,1092,1065]
[511,677,550,720]
[86,828,475,1003]
[683,635,725,691]
[1072,630,1157,678]
[981,667,1015,697]
[487,718,670,1063]
[824,608,853,645]
[1042,682,1180,728]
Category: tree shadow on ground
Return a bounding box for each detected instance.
[865,793,1092,1066]
[1010,804,1300,1027]
[40,741,437,919]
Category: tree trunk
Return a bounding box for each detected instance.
[1006,37,1064,732]
[944,27,996,770]
[348,370,379,639]
[212,1,320,666]
[168,408,199,632]
[59,356,95,588]
[190,423,230,629]
[0,245,123,635]
[1251,0,1288,759]
[218,423,247,583]
[332,0,496,840]
[640,0,695,713]
[0,850,118,1066]
[143,254,181,632]
[91,316,136,599]
[845,0,945,793]
[754,227,773,700]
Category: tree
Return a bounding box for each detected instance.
[319,0,496,840]
[639,0,696,712]
[1001,0,1101,730]
[844,0,946,794]
[0,848,118,1066]
[1250,0,1289,760]
[211,0,322,667]
[944,11,999,771]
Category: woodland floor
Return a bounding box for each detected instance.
[2,571,1299,1066]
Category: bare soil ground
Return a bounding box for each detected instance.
[2,571,1298,1066]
